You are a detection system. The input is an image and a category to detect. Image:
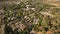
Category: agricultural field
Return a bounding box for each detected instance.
[0,0,60,34]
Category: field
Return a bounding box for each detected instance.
[0,0,60,34]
